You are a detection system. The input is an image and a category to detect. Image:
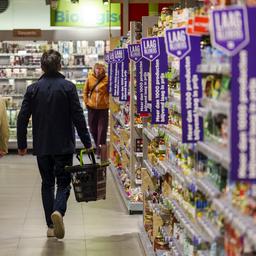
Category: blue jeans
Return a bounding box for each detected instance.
[36,154,73,227]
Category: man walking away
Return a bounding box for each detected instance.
[17,50,92,239]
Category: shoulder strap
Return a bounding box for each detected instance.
[89,75,105,98]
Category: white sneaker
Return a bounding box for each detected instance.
[51,211,65,239]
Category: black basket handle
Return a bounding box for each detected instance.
[76,148,96,166]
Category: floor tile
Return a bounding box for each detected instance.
[16,239,87,256]
[86,234,143,256]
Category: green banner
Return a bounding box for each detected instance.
[51,0,120,27]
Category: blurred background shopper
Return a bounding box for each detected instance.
[83,63,109,159]
[0,96,9,157]
[17,49,92,239]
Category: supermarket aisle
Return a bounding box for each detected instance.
[0,154,144,256]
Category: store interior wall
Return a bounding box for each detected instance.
[0,0,120,41]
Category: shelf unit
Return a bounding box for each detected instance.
[110,165,143,214]
[130,8,256,255]
[108,23,144,214]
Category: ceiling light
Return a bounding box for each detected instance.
[103,0,108,5]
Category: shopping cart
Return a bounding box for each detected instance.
[65,148,109,203]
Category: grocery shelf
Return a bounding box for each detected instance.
[110,164,143,214]
[0,65,41,69]
[160,226,171,241]
[143,159,164,178]
[197,63,231,76]
[165,126,183,143]
[124,146,131,158]
[112,113,127,128]
[112,128,120,138]
[62,65,91,69]
[8,139,31,149]
[0,53,42,57]
[0,65,91,70]
[138,223,155,256]
[158,160,195,188]
[168,199,210,245]
[143,127,158,141]
[169,95,181,114]
[160,128,181,144]
[196,176,221,200]
[197,250,210,256]
[197,141,230,170]
[8,139,84,150]
[201,97,230,115]
[112,143,122,157]
[197,216,221,242]
[169,239,183,256]
[212,197,256,248]
[125,167,132,179]
[0,77,38,80]
[72,53,85,56]
[68,78,86,81]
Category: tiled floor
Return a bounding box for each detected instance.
[0,154,144,256]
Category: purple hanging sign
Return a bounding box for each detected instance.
[128,43,149,113]
[141,37,160,61]
[112,49,123,97]
[180,35,203,143]
[165,27,191,59]
[128,44,143,63]
[231,7,256,181]
[210,6,250,56]
[151,37,168,124]
[118,48,129,102]
[109,51,116,96]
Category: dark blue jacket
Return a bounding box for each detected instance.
[17,72,92,156]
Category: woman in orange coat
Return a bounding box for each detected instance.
[83,63,109,158]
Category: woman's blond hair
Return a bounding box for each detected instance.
[93,63,106,75]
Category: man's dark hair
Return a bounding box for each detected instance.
[41,49,61,74]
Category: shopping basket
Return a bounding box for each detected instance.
[65,148,109,203]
